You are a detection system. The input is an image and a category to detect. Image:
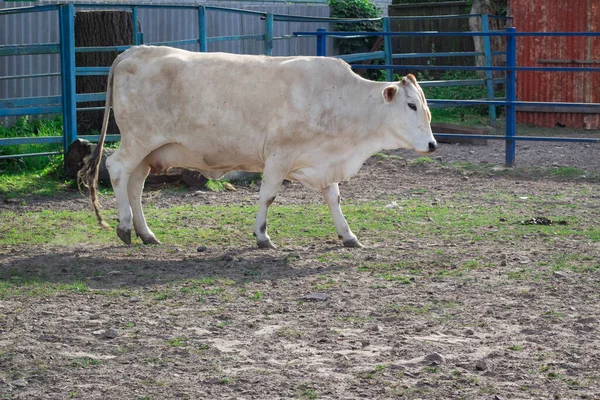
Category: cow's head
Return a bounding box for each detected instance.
[381,74,437,154]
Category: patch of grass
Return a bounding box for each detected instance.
[1,191,599,248]
[205,179,228,192]
[378,273,412,284]
[153,289,176,301]
[411,157,435,166]
[251,290,262,301]
[298,385,318,399]
[508,344,524,351]
[542,310,564,320]
[70,357,101,368]
[547,371,561,380]
[276,326,302,339]
[215,320,232,329]
[450,162,600,181]
[0,279,90,299]
[166,337,189,347]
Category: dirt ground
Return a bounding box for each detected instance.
[1,139,600,399]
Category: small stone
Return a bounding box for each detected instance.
[299,293,328,302]
[128,296,140,303]
[361,340,370,348]
[423,352,446,364]
[494,396,505,400]
[197,245,208,253]
[104,328,118,339]
[433,156,443,162]
[475,358,489,371]
[92,330,104,336]
[553,271,568,279]
[10,379,27,388]
[223,182,237,192]
[90,314,101,320]
[461,176,469,181]
[108,270,122,275]
[221,255,234,262]
[465,328,475,336]
[369,325,383,332]
[385,201,399,209]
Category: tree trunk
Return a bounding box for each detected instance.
[75,11,136,135]
[469,0,507,78]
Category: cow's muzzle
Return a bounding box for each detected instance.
[427,141,437,153]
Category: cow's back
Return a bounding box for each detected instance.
[111,47,363,152]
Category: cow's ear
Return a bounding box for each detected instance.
[382,85,398,104]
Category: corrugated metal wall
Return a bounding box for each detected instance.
[512,0,600,129]
[0,2,332,101]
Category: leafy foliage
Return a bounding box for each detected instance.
[0,116,64,173]
[328,0,382,55]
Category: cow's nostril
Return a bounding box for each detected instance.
[428,141,437,152]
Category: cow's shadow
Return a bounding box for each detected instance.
[1,244,352,290]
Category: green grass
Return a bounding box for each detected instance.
[450,162,600,181]
[166,337,189,347]
[1,196,598,248]
[0,279,90,300]
[70,357,101,368]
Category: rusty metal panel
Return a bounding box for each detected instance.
[512,0,600,129]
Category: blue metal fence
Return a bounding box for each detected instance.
[1,4,599,167]
[293,26,600,165]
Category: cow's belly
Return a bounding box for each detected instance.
[145,142,264,177]
[287,145,373,190]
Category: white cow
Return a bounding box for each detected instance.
[79,45,436,248]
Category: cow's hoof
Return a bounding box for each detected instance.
[141,235,161,245]
[257,239,277,249]
[117,227,132,245]
[343,238,364,248]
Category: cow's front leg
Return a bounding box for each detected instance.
[253,166,285,249]
[321,184,363,248]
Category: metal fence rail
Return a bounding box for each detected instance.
[293,28,600,165]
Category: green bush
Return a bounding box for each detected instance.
[420,70,503,121]
[0,116,64,173]
[328,0,382,55]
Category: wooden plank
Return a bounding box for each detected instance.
[431,123,489,145]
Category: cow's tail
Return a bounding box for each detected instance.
[77,58,117,229]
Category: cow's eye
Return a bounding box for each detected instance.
[408,103,417,111]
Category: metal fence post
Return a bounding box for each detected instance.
[383,17,393,81]
[132,6,141,45]
[481,14,497,125]
[59,3,77,154]
[505,27,517,166]
[198,6,207,52]
[264,13,274,56]
[316,28,326,56]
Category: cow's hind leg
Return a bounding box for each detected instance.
[253,165,286,249]
[128,161,160,245]
[105,148,145,245]
[321,184,363,248]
